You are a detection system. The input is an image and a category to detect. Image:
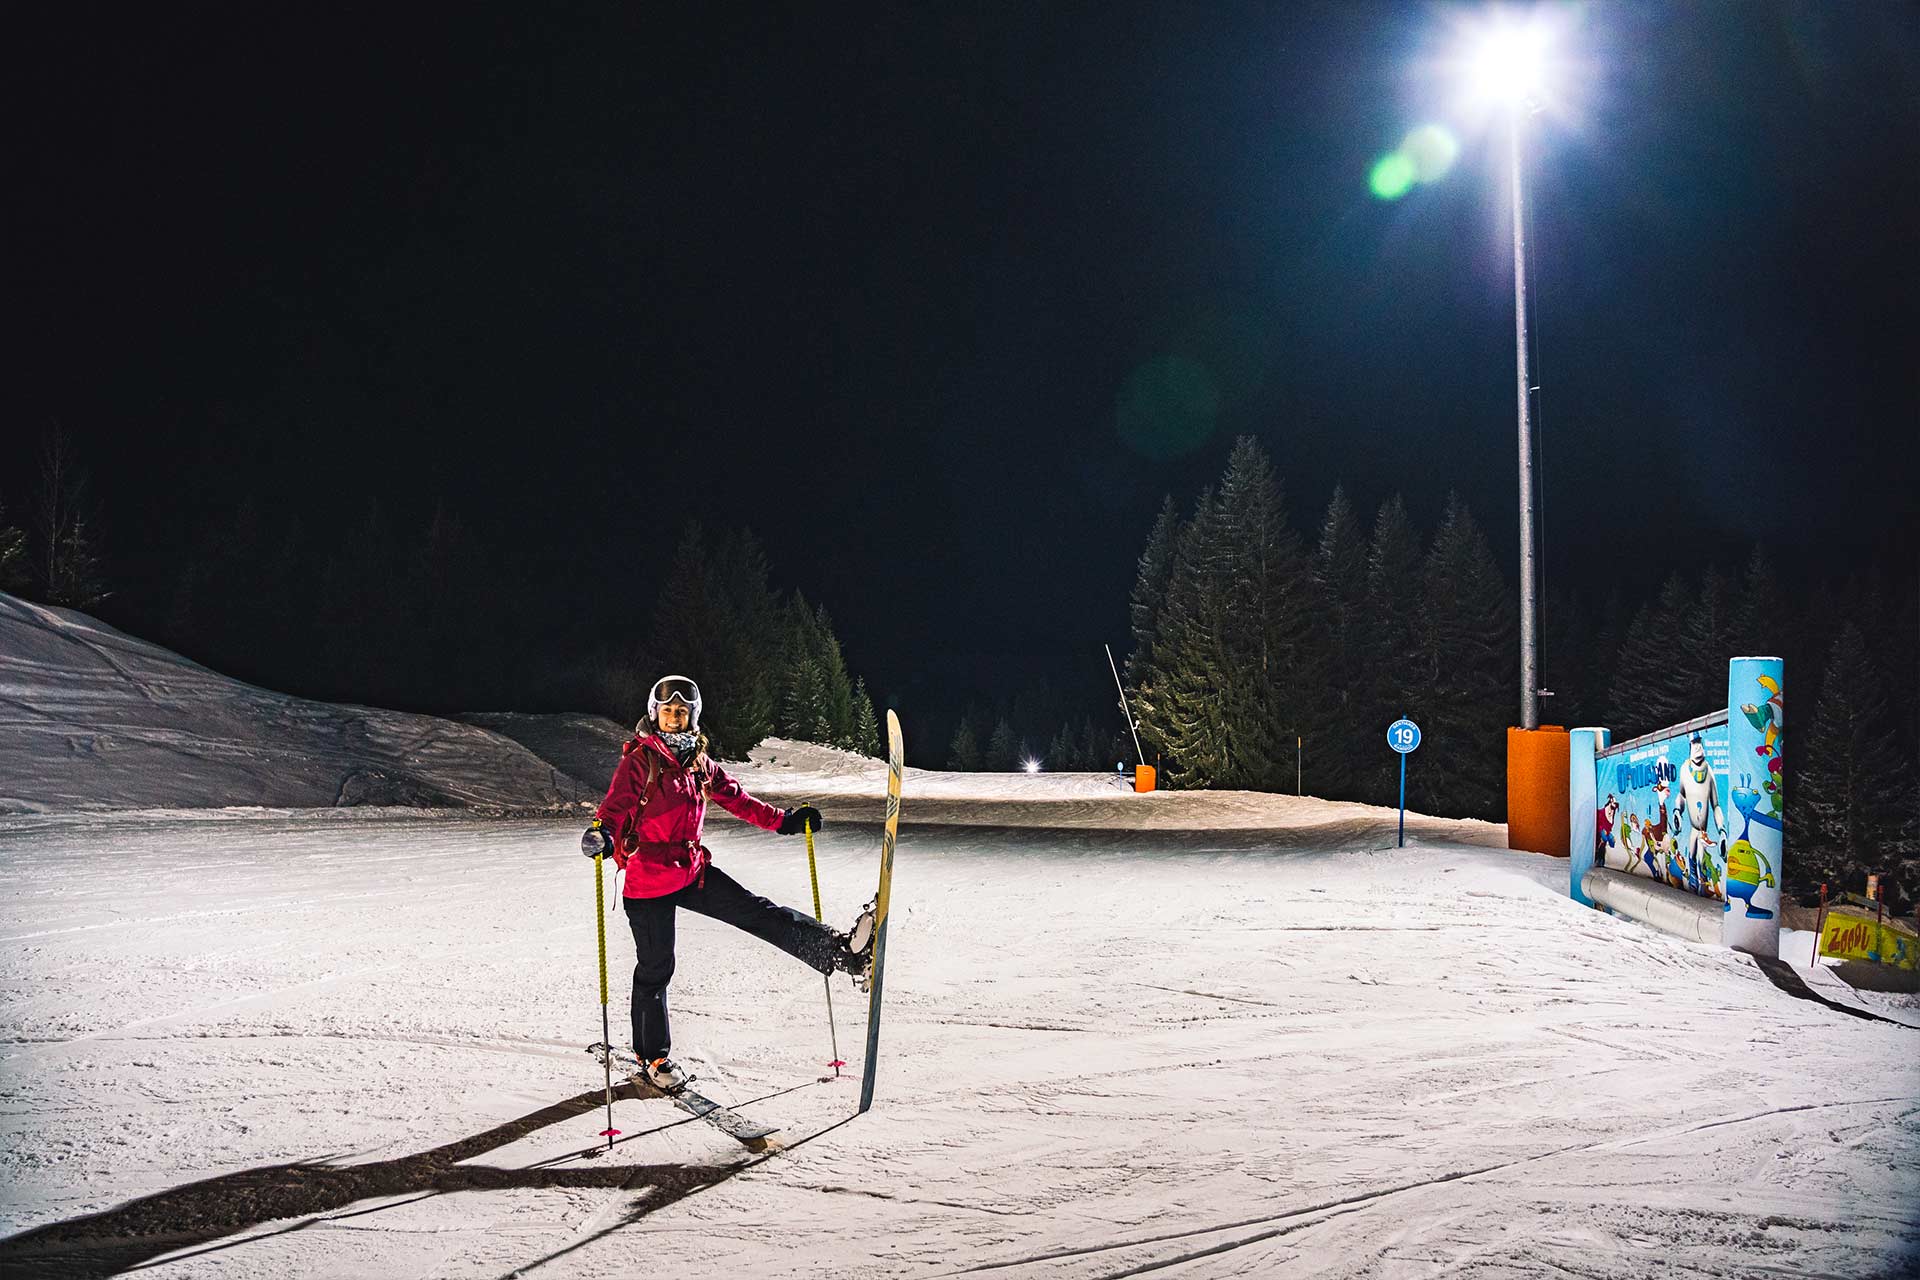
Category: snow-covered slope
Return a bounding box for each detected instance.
[1,809,1913,1278]
[461,711,632,800]
[0,594,583,813]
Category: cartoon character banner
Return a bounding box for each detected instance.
[1571,657,1785,958]
[1594,718,1733,904]
[1722,657,1784,956]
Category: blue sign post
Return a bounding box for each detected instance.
[1387,718,1421,847]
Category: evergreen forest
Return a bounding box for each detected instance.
[1111,436,1917,908]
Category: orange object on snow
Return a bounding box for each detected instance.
[1507,726,1569,855]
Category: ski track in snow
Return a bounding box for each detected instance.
[1,811,1916,1279]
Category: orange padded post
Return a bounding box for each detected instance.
[1507,726,1569,855]
[1133,765,1156,793]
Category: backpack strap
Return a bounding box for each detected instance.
[641,750,661,810]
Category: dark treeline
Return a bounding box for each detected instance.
[1118,437,1918,907]
[1,433,877,763]
[2,428,109,611]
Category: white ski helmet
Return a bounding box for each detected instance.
[647,674,702,730]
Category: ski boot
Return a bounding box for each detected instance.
[632,1055,691,1094]
[834,897,878,992]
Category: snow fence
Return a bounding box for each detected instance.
[1567,657,1785,958]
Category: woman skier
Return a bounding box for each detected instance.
[581,674,873,1093]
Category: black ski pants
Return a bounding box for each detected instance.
[623,865,838,1060]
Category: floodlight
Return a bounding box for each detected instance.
[1467,17,1550,108]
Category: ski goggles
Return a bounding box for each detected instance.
[651,677,700,708]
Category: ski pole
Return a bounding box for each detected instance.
[593,850,620,1151]
[805,818,844,1076]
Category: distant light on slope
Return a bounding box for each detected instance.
[1023,758,1042,774]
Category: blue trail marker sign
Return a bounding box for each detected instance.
[1387,718,1420,847]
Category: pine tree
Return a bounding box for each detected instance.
[1081,717,1116,772]
[1841,572,1915,783]
[649,526,779,757]
[948,717,982,771]
[849,678,882,758]
[1795,622,1920,904]
[1309,484,1369,798]
[0,501,28,595]
[49,515,108,611]
[1588,586,1630,729]
[1127,495,1181,681]
[1047,723,1078,771]
[1215,437,1312,790]
[1408,493,1515,821]
[35,426,109,612]
[986,717,1021,771]
[809,603,857,745]
[712,529,782,753]
[1607,573,1695,738]
[1135,439,1320,791]
[1729,545,1788,660]
[774,593,861,746]
[1134,488,1232,787]
[1682,567,1734,717]
[1360,496,1422,805]
[783,656,833,743]
[1540,586,1593,727]
[1884,572,1920,788]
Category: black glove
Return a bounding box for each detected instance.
[777,805,824,835]
[581,822,613,858]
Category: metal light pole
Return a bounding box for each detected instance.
[1508,104,1539,732]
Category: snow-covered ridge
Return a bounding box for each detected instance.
[0,594,583,814]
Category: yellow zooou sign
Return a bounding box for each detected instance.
[1820,910,1918,970]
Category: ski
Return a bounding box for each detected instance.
[589,1046,782,1152]
[631,1077,782,1152]
[859,710,904,1113]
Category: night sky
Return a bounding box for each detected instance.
[13,2,1919,728]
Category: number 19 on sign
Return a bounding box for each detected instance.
[1387,718,1420,848]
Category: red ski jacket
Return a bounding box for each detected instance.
[594,733,785,898]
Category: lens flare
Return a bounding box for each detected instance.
[1402,123,1460,182]
[1368,151,1418,200]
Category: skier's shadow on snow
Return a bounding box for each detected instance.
[0,1081,780,1279]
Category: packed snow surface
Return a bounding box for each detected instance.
[0,595,579,813]
[3,795,1915,1277]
